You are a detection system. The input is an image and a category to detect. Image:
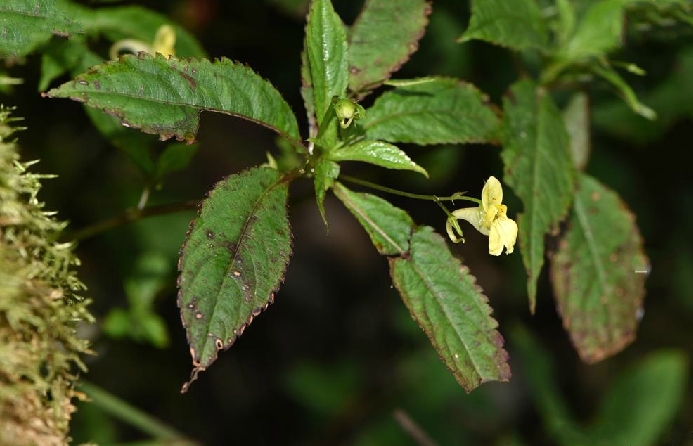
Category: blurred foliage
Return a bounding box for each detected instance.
[1,0,693,445]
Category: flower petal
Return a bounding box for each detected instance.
[482,176,503,210]
[451,207,488,235]
[153,25,176,57]
[488,215,518,256]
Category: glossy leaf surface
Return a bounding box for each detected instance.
[329,141,428,177]
[303,0,348,127]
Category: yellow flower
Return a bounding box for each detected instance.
[110,25,177,60]
[446,176,518,256]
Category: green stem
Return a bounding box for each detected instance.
[340,174,481,205]
[79,381,200,445]
[67,200,199,243]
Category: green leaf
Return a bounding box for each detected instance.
[501,79,575,312]
[389,226,511,391]
[348,0,431,96]
[589,351,688,446]
[300,49,318,139]
[311,99,340,151]
[554,0,576,45]
[328,141,428,177]
[154,142,199,181]
[334,183,510,390]
[333,182,413,256]
[89,6,207,58]
[0,0,83,58]
[40,39,160,175]
[562,92,590,171]
[47,54,302,145]
[177,167,292,391]
[549,174,648,363]
[303,0,348,127]
[361,78,500,145]
[313,158,340,225]
[557,0,629,63]
[458,0,548,51]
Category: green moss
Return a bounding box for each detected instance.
[0,106,94,446]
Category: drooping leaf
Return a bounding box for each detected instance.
[0,0,83,58]
[47,54,302,145]
[177,167,292,391]
[154,142,199,181]
[458,0,548,51]
[562,92,590,171]
[348,0,431,96]
[589,351,688,446]
[591,62,656,120]
[303,0,348,127]
[88,6,207,58]
[549,174,648,363]
[313,158,340,225]
[333,182,413,256]
[328,141,428,177]
[593,47,693,145]
[390,226,511,391]
[361,78,500,145]
[501,79,575,312]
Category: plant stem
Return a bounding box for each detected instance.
[340,174,481,205]
[67,200,199,242]
[79,381,200,445]
[393,408,439,446]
